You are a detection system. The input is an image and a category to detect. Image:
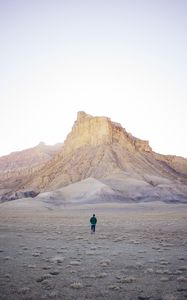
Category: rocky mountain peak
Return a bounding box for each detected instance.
[1,111,187,203]
[63,112,112,154]
[77,111,92,122]
[63,111,152,154]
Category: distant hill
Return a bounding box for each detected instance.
[0,112,187,203]
[0,142,63,200]
[0,142,63,173]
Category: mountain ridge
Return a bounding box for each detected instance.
[0,111,187,203]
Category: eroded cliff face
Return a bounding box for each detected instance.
[0,111,186,202]
[62,111,152,155]
[63,112,113,153]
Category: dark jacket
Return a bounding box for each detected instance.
[90,216,97,225]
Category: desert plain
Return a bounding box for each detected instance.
[0,199,187,300]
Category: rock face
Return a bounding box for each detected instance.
[0,111,187,203]
[63,111,152,154]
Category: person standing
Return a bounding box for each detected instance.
[90,214,97,233]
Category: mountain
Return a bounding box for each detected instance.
[0,142,63,200]
[0,111,187,203]
[0,142,63,173]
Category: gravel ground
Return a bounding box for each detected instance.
[0,201,187,300]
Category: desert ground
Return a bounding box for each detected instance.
[0,199,187,300]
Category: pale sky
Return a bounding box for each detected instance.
[0,0,187,158]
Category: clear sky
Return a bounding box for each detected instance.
[0,0,187,157]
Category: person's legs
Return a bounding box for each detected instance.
[91,224,96,233]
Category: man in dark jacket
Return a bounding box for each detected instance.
[90,214,97,233]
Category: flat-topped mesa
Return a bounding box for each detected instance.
[63,112,113,153]
[1,110,186,203]
[63,111,152,154]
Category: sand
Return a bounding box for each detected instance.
[0,200,187,300]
